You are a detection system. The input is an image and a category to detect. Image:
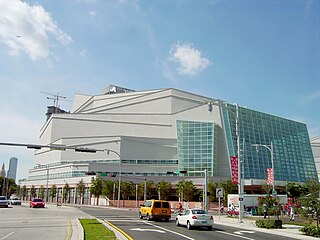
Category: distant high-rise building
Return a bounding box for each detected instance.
[7,157,18,181]
[0,163,6,178]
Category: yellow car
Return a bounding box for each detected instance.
[139,200,171,221]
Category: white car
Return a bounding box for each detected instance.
[9,196,22,205]
[175,209,214,230]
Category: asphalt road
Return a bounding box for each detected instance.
[77,206,296,240]
[0,203,89,240]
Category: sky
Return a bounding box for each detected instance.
[0,0,319,182]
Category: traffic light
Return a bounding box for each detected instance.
[75,148,97,153]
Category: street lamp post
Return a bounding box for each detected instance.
[105,149,122,208]
[252,142,275,195]
[144,177,147,202]
[207,101,243,223]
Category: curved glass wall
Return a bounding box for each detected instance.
[221,104,317,183]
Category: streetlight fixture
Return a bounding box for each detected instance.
[252,142,275,196]
[207,100,243,223]
[105,149,122,208]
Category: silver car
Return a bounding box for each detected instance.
[0,196,9,208]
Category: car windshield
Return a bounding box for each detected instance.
[0,196,6,200]
[33,199,43,202]
[192,210,207,214]
[12,197,19,200]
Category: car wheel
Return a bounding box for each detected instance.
[164,218,169,222]
[146,214,151,221]
[175,219,180,226]
[207,226,212,230]
[139,212,143,219]
[187,221,192,230]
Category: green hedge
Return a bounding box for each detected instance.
[256,219,282,229]
[300,225,320,237]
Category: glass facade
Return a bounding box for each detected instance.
[221,104,318,183]
[176,120,216,176]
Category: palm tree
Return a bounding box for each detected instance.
[30,185,36,199]
[76,179,86,204]
[39,185,45,199]
[156,180,172,200]
[21,185,27,200]
[50,184,57,202]
[63,182,70,203]
[90,177,103,205]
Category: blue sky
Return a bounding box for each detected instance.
[0,0,319,181]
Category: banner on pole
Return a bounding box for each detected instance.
[230,156,238,184]
[267,168,273,185]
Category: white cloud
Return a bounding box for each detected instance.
[169,42,211,76]
[89,11,97,17]
[0,0,72,60]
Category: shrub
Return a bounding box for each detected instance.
[300,225,320,237]
[256,219,282,229]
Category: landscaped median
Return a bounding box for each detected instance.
[255,219,282,229]
[79,219,116,240]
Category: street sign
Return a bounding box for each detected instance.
[216,188,224,198]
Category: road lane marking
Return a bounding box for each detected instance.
[104,220,134,240]
[0,232,14,240]
[217,230,256,240]
[130,228,166,233]
[65,220,71,240]
[144,221,195,240]
[234,230,256,235]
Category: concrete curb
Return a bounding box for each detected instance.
[97,218,130,240]
[70,219,84,240]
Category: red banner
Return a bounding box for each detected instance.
[267,168,273,185]
[230,156,238,184]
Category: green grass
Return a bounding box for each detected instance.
[79,219,117,240]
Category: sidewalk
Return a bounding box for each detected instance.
[213,214,317,240]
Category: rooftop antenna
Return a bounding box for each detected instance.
[40,91,67,113]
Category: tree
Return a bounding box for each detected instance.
[50,184,57,202]
[208,180,219,202]
[299,179,320,227]
[77,179,86,204]
[286,182,307,199]
[90,177,103,205]
[21,185,27,200]
[30,185,36,199]
[63,182,70,203]
[138,180,154,200]
[121,181,135,200]
[156,180,172,200]
[39,185,45,199]
[102,180,115,200]
[176,180,198,202]
[219,179,237,205]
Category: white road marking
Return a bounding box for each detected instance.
[1,232,14,240]
[234,230,256,235]
[144,221,195,240]
[130,228,166,233]
[217,230,256,240]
